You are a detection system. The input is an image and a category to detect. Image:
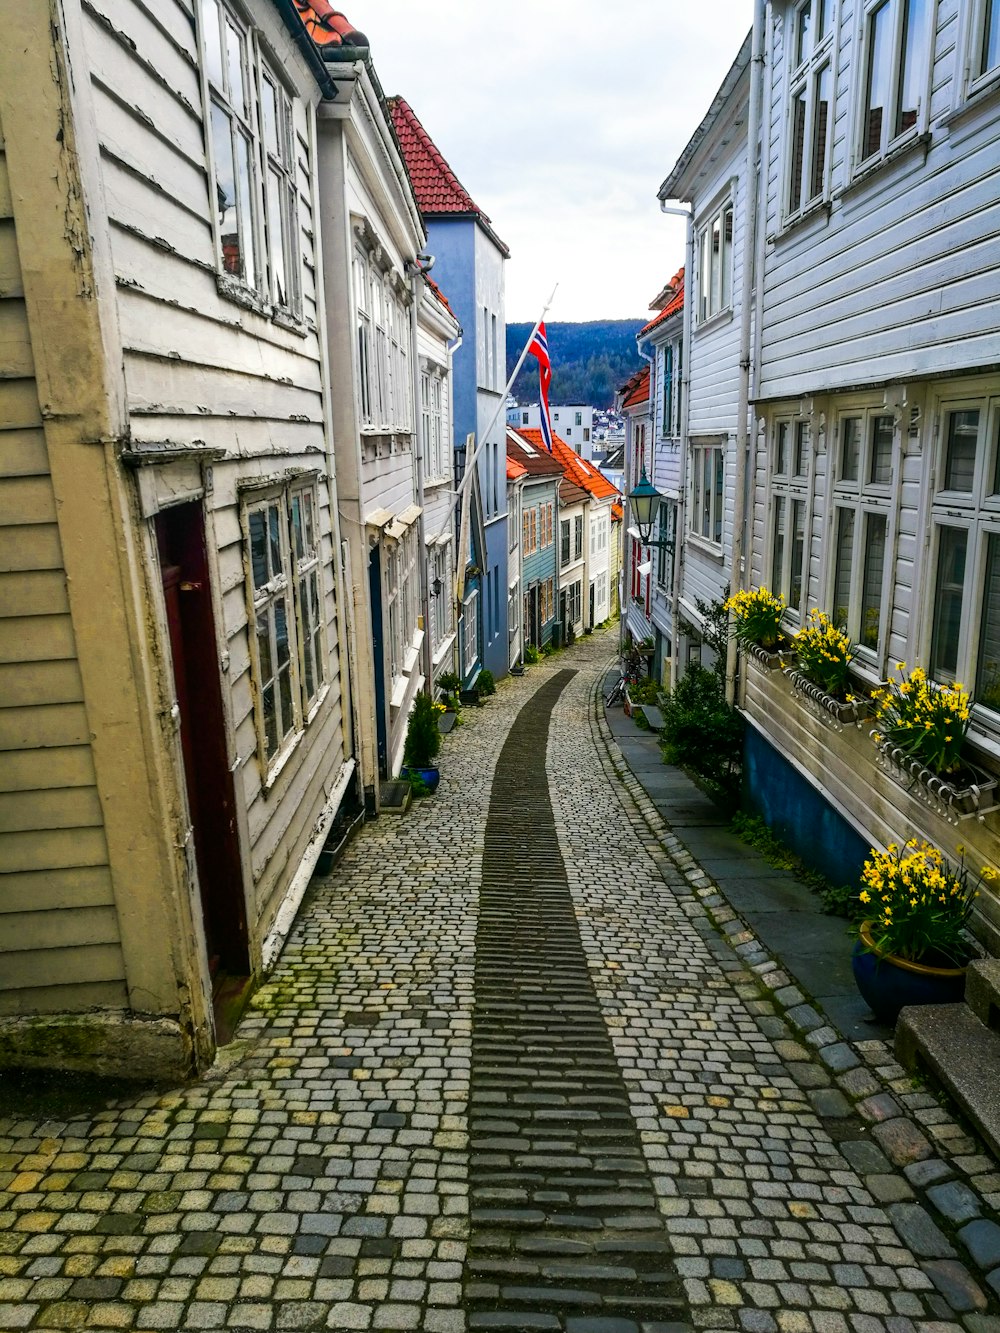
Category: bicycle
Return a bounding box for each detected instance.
[604,647,645,707]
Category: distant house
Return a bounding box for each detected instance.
[506,453,528,668]
[389,97,511,686]
[509,404,596,459]
[549,436,618,631]
[557,476,589,643]
[506,429,562,648]
[617,364,654,645]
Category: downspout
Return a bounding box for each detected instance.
[725,0,766,707]
[660,201,694,693]
[409,255,434,695]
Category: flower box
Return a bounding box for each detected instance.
[872,735,999,821]
[746,642,794,671]
[785,668,871,729]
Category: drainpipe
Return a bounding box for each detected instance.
[660,201,694,694]
[409,254,434,696]
[725,0,766,707]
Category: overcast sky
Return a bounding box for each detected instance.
[348,1,754,323]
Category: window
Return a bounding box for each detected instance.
[770,419,812,611]
[522,411,529,425]
[656,501,676,589]
[462,589,479,675]
[662,345,674,436]
[386,528,418,686]
[354,248,410,433]
[697,201,734,323]
[245,482,325,768]
[421,367,447,481]
[970,0,1000,85]
[928,398,1000,717]
[583,427,591,443]
[492,314,498,391]
[828,408,894,657]
[690,441,725,547]
[858,0,929,166]
[561,518,571,567]
[786,0,835,218]
[574,514,584,561]
[575,411,583,427]
[200,0,300,313]
[431,545,453,648]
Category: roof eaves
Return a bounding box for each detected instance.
[657,30,753,201]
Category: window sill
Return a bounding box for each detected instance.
[215,271,305,333]
[942,69,1000,140]
[770,198,832,246]
[694,307,734,336]
[686,534,725,562]
[840,130,931,202]
[432,632,456,667]
[424,474,451,490]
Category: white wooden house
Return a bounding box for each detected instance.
[0,0,360,1077]
[617,365,654,642]
[741,0,1000,945]
[557,478,588,643]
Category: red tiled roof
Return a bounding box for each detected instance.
[639,274,684,338]
[506,429,564,479]
[611,502,624,522]
[425,274,455,317]
[293,0,367,48]
[619,364,651,410]
[387,97,510,256]
[506,455,527,480]
[549,435,620,502]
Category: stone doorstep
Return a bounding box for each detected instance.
[896,1002,1000,1160]
[967,959,1000,1031]
[636,704,666,731]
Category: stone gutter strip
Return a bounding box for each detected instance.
[591,660,1000,1322]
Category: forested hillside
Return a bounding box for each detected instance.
[506,319,644,409]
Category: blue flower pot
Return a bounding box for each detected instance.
[400,765,440,794]
[852,922,967,1025]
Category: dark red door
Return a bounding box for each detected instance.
[156,504,249,983]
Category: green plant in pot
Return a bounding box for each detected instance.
[792,609,855,699]
[437,671,461,711]
[401,691,441,794]
[725,587,787,653]
[851,839,995,1023]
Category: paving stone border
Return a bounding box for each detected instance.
[588,658,1000,1328]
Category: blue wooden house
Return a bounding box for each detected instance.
[507,429,562,648]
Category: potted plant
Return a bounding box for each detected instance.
[851,839,995,1023]
[437,672,461,711]
[725,587,789,666]
[870,665,998,816]
[785,610,866,725]
[400,691,441,794]
[474,668,496,702]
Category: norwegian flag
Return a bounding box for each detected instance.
[528,322,554,451]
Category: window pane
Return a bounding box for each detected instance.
[818,0,833,38]
[790,88,807,212]
[976,534,1000,713]
[861,512,887,649]
[262,681,278,756]
[943,409,979,492]
[930,527,967,679]
[797,0,812,64]
[863,1,891,159]
[702,450,712,537]
[710,215,722,313]
[794,422,810,476]
[290,493,303,560]
[249,509,268,589]
[714,448,724,544]
[790,498,806,610]
[772,495,786,592]
[993,415,1000,496]
[256,608,273,684]
[834,507,855,630]
[721,208,733,309]
[200,0,224,89]
[268,503,282,576]
[234,130,256,289]
[262,76,279,157]
[895,0,927,137]
[267,167,288,306]
[810,64,831,200]
[870,414,893,484]
[775,422,789,475]
[211,105,242,278]
[839,417,861,482]
[982,0,1000,75]
[225,20,246,117]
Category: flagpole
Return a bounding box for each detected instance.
[431,283,558,548]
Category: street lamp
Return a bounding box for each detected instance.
[628,467,672,549]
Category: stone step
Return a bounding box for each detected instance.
[895,1002,1000,1158]
[965,958,1000,1031]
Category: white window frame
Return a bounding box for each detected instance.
[198,0,301,315]
[656,500,677,590]
[462,588,479,675]
[768,418,813,616]
[925,393,1000,727]
[785,0,836,222]
[560,517,572,568]
[966,0,1000,95]
[690,439,726,550]
[243,480,326,774]
[826,405,896,670]
[354,244,411,434]
[421,363,448,482]
[854,0,931,173]
[695,200,734,325]
[430,544,453,648]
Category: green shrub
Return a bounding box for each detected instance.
[629,679,660,705]
[437,671,461,695]
[475,668,496,698]
[660,664,743,800]
[403,692,440,769]
[524,644,540,664]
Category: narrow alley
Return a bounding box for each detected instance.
[2,632,999,1333]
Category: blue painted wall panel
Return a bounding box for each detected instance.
[743,727,870,889]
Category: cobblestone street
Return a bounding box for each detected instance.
[3,630,1000,1333]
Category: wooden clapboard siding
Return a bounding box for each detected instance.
[0,979,128,1016]
[78,0,349,969]
[759,0,1000,399]
[0,108,123,1012]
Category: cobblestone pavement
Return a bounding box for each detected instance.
[2,629,1000,1333]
